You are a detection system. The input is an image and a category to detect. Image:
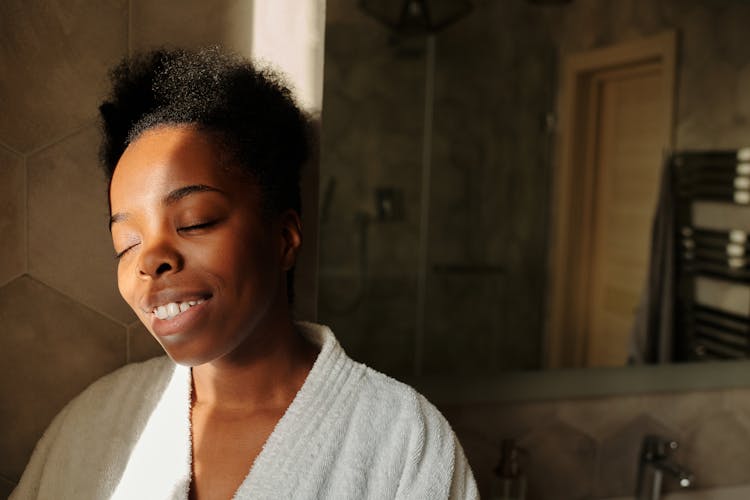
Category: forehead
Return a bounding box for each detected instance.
[109,126,241,209]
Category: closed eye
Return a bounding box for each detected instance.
[115,244,139,260]
[114,220,220,260]
[178,220,219,232]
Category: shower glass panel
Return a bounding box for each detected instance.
[319,2,555,377]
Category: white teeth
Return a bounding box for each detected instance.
[167,303,180,317]
[155,305,168,320]
[153,299,205,320]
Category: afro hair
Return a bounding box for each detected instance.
[99,46,311,216]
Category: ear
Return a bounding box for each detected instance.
[279,209,303,271]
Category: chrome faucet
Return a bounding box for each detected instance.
[635,435,694,500]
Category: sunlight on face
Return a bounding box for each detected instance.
[109,126,293,366]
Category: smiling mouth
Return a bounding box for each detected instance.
[152,299,206,320]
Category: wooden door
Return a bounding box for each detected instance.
[546,33,676,368]
[585,63,670,366]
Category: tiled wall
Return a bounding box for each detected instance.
[0,0,260,494]
[321,0,750,377]
[441,386,750,499]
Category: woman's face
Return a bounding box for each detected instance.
[109,125,300,366]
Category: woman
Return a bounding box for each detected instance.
[12,47,478,500]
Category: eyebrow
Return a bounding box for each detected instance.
[109,184,225,230]
[163,184,224,205]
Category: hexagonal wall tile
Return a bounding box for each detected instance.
[28,126,135,324]
[0,0,128,153]
[518,418,597,500]
[682,410,750,488]
[131,0,253,54]
[557,395,646,442]
[0,276,126,481]
[0,145,25,285]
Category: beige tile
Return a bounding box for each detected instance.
[682,410,750,489]
[556,394,649,441]
[131,0,254,55]
[718,386,750,416]
[518,418,597,500]
[440,401,558,445]
[0,276,126,481]
[127,321,166,363]
[27,126,135,324]
[639,390,728,435]
[0,146,25,285]
[0,0,128,153]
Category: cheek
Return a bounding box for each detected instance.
[215,237,278,298]
[208,226,273,274]
[208,243,258,289]
[116,264,137,306]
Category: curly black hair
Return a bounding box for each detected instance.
[99,46,310,216]
[99,47,311,303]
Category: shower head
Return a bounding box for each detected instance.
[359,0,473,36]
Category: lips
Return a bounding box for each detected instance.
[153,299,205,320]
[140,289,212,338]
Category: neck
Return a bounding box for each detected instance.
[191,317,318,412]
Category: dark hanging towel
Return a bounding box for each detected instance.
[629,155,676,364]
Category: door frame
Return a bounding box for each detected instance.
[544,32,677,368]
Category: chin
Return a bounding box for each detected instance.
[158,343,216,367]
[157,333,243,367]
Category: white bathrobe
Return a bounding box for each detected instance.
[12,322,478,499]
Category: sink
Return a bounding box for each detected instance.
[604,483,750,500]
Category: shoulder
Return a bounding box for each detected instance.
[359,366,450,432]
[298,322,455,444]
[341,362,460,462]
[11,356,178,498]
[34,355,179,455]
[346,366,478,499]
[42,356,177,446]
[55,356,181,443]
[65,356,175,416]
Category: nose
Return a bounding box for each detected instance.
[137,240,184,279]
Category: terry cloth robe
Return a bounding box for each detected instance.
[11,322,479,500]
